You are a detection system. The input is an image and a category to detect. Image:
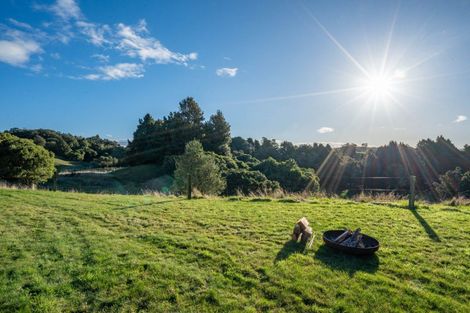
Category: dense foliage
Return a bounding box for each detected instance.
[231,136,331,169]
[432,167,470,198]
[173,140,225,198]
[0,133,55,185]
[126,97,231,165]
[8,128,124,165]
[253,157,319,193]
[2,96,468,199]
[231,135,470,199]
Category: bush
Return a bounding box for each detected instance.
[433,167,470,199]
[95,155,118,168]
[224,169,280,195]
[253,157,319,193]
[0,133,55,185]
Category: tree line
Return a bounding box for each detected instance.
[8,128,125,167]
[1,96,469,199]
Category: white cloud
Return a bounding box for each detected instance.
[38,0,82,21]
[4,1,197,78]
[82,63,144,80]
[0,22,45,67]
[216,67,238,77]
[317,127,335,134]
[76,21,110,46]
[92,53,109,62]
[8,18,33,30]
[116,20,197,65]
[453,115,467,123]
[0,39,42,66]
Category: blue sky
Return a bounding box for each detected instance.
[0,0,469,147]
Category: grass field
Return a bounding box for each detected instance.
[50,164,173,194]
[0,189,468,312]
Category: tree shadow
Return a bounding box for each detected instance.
[314,245,379,277]
[409,209,441,242]
[112,199,179,210]
[274,240,306,263]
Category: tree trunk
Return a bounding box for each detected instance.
[187,175,192,200]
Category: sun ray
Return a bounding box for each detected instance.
[299,4,371,78]
[225,86,362,105]
[381,3,400,75]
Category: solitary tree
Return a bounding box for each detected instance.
[173,140,225,199]
[0,133,55,186]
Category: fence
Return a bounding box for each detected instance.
[347,175,416,209]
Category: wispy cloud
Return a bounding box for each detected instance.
[116,20,197,64]
[453,115,467,123]
[8,18,33,30]
[1,0,198,79]
[0,24,43,67]
[82,63,144,80]
[317,127,335,134]
[216,67,238,77]
[0,39,41,66]
[76,21,110,46]
[92,53,109,62]
[36,0,82,21]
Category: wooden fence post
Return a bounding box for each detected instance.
[187,175,192,200]
[409,175,416,209]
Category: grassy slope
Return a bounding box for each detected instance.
[54,158,95,172]
[0,190,468,312]
[51,164,170,194]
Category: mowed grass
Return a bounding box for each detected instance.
[0,190,468,312]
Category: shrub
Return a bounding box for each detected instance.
[253,157,319,193]
[224,169,280,195]
[0,133,55,185]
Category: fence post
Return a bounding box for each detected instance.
[409,175,416,209]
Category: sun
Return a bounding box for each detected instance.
[364,74,393,98]
[358,69,406,103]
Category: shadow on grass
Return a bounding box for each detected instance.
[251,198,272,202]
[275,241,306,263]
[372,202,408,209]
[409,209,441,242]
[113,199,179,210]
[314,245,379,277]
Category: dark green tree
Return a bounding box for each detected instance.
[203,110,231,155]
[0,133,55,185]
[128,113,156,154]
[173,140,225,199]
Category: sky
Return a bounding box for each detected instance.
[0,0,469,147]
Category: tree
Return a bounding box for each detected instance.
[170,97,205,152]
[231,136,254,154]
[0,133,55,185]
[127,113,156,154]
[203,110,231,155]
[173,140,225,199]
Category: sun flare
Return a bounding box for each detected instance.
[364,74,393,98]
[357,68,407,104]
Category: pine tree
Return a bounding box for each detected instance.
[203,110,231,155]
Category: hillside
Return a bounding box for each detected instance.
[0,189,468,312]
